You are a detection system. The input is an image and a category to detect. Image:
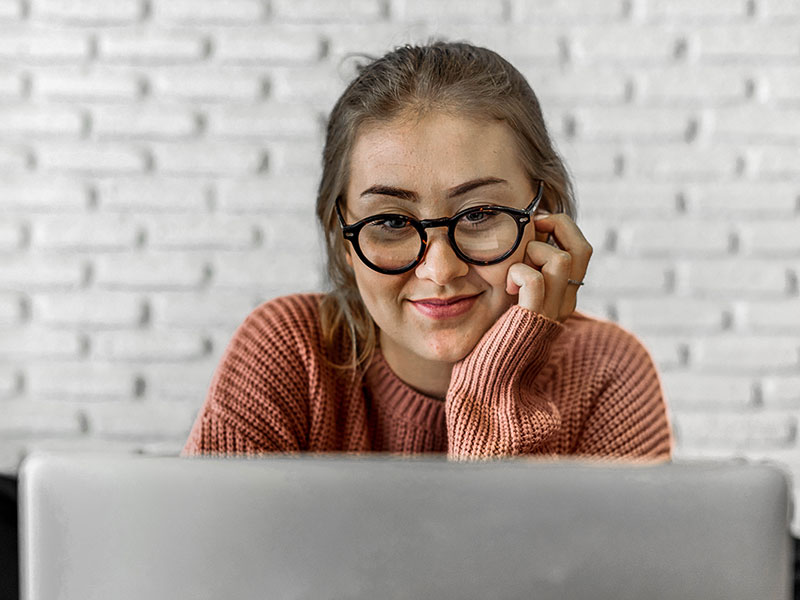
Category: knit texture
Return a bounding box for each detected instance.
[183,294,673,461]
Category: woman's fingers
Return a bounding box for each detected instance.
[532,214,592,320]
[506,262,545,314]
[523,240,572,320]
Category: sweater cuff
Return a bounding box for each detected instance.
[449,305,564,396]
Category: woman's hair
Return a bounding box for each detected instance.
[315,40,576,372]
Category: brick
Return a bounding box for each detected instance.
[636,66,750,104]
[31,0,144,23]
[556,142,620,178]
[32,291,144,328]
[617,220,731,255]
[576,182,680,218]
[573,295,611,320]
[762,376,800,408]
[140,362,217,400]
[693,25,800,61]
[270,66,347,107]
[324,24,429,62]
[0,176,90,212]
[684,182,798,217]
[710,107,800,142]
[36,143,146,174]
[635,334,687,369]
[91,105,198,139]
[273,0,383,21]
[215,27,323,64]
[0,327,82,359]
[0,293,23,326]
[0,106,84,137]
[693,337,798,371]
[523,67,627,105]
[759,0,800,18]
[627,145,739,180]
[736,300,800,332]
[211,250,322,291]
[0,255,85,290]
[145,214,257,249]
[26,362,137,399]
[259,212,323,252]
[22,438,143,457]
[680,259,789,296]
[644,0,749,19]
[0,221,23,250]
[574,108,696,142]
[151,0,264,23]
[0,401,83,436]
[572,218,610,252]
[400,0,504,21]
[661,373,756,410]
[0,365,19,399]
[582,257,671,293]
[442,25,562,63]
[90,330,208,362]
[616,298,729,332]
[216,177,316,213]
[150,67,264,102]
[150,291,257,327]
[84,401,198,439]
[30,214,140,250]
[0,143,29,171]
[151,143,264,175]
[96,177,209,212]
[673,412,796,449]
[0,70,22,99]
[570,26,680,63]
[98,31,207,63]
[94,253,208,290]
[206,105,319,139]
[513,0,625,20]
[0,30,90,62]
[749,146,800,178]
[268,139,324,175]
[32,68,142,102]
[738,221,800,255]
[762,66,800,103]
[0,0,22,19]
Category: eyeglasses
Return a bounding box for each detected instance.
[336,180,544,275]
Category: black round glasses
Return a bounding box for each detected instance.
[336,180,544,275]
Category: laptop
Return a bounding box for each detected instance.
[19,453,794,600]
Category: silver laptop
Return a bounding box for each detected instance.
[19,453,794,600]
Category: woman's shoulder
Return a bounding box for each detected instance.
[559,310,656,371]
[233,293,325,353]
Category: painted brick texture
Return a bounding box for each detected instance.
[0,0,799,532]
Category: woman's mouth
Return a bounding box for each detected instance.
[408,294,480,320]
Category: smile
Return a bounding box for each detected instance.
[408,294,481,320]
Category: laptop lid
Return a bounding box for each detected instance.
[19,453,794,600]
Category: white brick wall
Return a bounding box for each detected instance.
[1,0,799,534]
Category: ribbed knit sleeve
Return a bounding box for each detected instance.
[446,305,565,460]
[181,296,315,456]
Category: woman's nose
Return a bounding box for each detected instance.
[414,230,469,284]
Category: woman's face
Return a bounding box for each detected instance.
[343,111,540,371]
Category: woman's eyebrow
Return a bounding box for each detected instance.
[359,177,508,202]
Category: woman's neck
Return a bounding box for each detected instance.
[378,335,453,400]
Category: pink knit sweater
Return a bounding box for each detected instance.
[183,294,672,460]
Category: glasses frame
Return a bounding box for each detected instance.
[336,180,544,275]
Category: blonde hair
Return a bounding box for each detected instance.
[316,41,576,372]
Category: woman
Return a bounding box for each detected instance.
[183,41,672,461]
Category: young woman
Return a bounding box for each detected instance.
[183,41,672,461]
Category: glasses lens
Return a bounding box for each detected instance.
[358,217,422,271]
[454,209,519,261]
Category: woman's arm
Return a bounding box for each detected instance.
[182,298,312,457]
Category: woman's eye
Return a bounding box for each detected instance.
[464,209,498,224]
[377,217,409,229]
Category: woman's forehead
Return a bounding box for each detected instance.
[347,113,527,195]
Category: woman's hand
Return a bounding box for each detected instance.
[505,213,592,322]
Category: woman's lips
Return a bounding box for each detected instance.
[409,294,480,319]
